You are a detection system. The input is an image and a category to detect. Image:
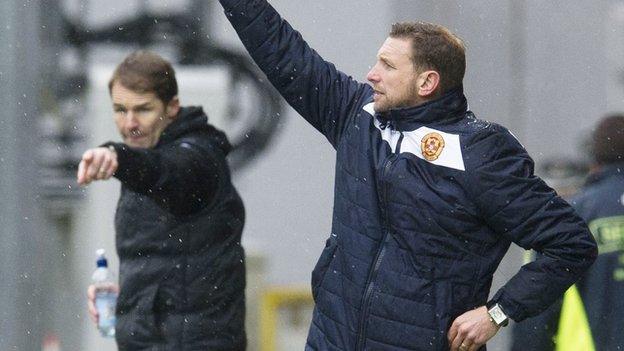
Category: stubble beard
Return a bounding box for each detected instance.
[375,79,421,113]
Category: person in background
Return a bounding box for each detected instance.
[216,1,598,350]
[78,50,246,350]
[512,114,624,351]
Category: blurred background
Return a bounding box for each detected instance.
[1,0,623,350]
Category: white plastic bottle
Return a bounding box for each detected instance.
[92,249,117,337]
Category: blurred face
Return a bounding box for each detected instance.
[111,82,179,148]
[366,37,422,112]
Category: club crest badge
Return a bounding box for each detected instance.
[421,132,445,161]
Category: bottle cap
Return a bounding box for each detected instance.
[96,249,108,268]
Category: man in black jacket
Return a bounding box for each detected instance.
[217,1,597,350]
[78,51,246,350]
[511,115,624,351]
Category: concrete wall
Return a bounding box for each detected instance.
[0,1,52,350]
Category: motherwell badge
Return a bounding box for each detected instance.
[421,132,445,161]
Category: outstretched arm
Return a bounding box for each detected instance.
[77,139,226,216]
[218,0,372,147]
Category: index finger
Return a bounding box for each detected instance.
[77,160,87,185]
[77,149,95,185]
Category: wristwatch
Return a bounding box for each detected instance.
[486,301,509,327]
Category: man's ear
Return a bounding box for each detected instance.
[417,70,440,98]
[166,96,181,119]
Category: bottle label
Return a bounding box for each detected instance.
[96,291,117,334]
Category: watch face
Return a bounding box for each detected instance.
[489,304,508,325]
[491,307,504,320]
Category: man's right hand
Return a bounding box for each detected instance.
[77,147,118,186]
[87,283,120,324]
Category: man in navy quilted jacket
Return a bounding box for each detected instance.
[217,1,597,350]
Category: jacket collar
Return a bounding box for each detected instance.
[376,86,468,131]
[156,106,232,155]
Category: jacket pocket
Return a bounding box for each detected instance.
[116,285,165,348]
[311,235,338,301]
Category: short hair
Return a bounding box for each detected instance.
[108,50,178,103]
[592,114,624,165]
[390,22,466,93]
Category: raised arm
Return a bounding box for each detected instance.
[218,0,372,147]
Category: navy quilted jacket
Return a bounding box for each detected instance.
[219,1,597,349]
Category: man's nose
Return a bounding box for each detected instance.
[124,112,139,128]
[367,66,379,83]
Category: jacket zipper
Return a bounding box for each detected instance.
[356,148,399,350]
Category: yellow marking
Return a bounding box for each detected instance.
[260,285,313,351]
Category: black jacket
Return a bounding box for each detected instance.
[107,106,246,351]
[512,163,624,351]
[219,1,597,350]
